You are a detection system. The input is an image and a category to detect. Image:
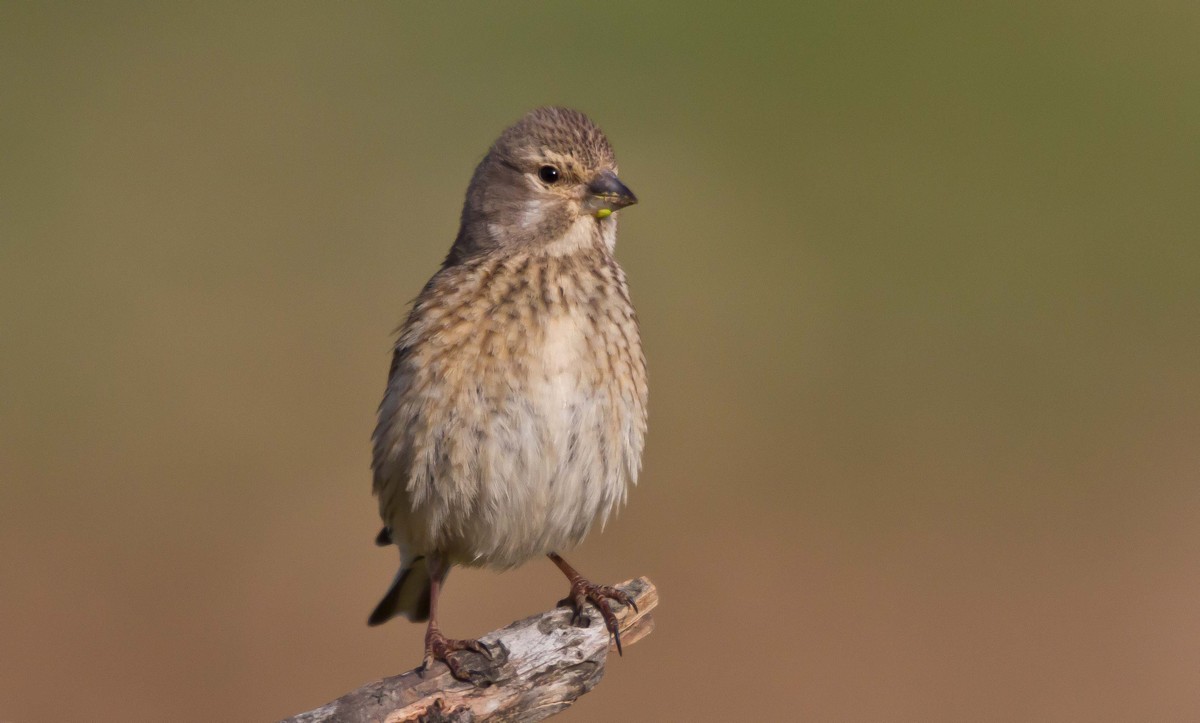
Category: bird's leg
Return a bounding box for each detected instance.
[547,552,638,655]
[421,556,492,682]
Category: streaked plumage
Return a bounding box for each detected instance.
[367,107,646,678]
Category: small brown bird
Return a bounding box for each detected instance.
[368,107,647,680]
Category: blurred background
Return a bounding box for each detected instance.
[2,2,1198,721]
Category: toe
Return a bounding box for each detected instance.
[609,623,625,656]
[467,639,492,658]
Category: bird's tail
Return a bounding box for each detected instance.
[367,556,433,625]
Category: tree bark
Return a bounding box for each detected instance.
[280,577,657,723]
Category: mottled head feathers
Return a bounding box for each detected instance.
[448,107,634,264]
[492,106,615,173]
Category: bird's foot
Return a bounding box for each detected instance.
[559,579,639,655]
[422,628,494,685]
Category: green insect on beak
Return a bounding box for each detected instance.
[585,170,637,218]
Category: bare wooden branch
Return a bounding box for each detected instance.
[281,577,657,723]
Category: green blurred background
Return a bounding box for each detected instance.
[2,2,1198,721]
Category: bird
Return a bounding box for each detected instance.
[367,106,648,681]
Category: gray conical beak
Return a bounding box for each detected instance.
[585,170,637,218]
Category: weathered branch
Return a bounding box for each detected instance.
[281,577,657,723]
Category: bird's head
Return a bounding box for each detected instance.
[452,107,637,260]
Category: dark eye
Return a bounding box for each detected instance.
[538,165,560,184]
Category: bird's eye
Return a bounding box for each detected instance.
[538,165,560,184]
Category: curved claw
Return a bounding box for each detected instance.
[608,587,637,614]
[600,603,625,656]
[564,582,635,656]
[423,630,493,683]
[473,639,495,659]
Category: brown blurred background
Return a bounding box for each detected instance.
[2,2,1198,721]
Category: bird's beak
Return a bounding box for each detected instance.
[585,170,637,219]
